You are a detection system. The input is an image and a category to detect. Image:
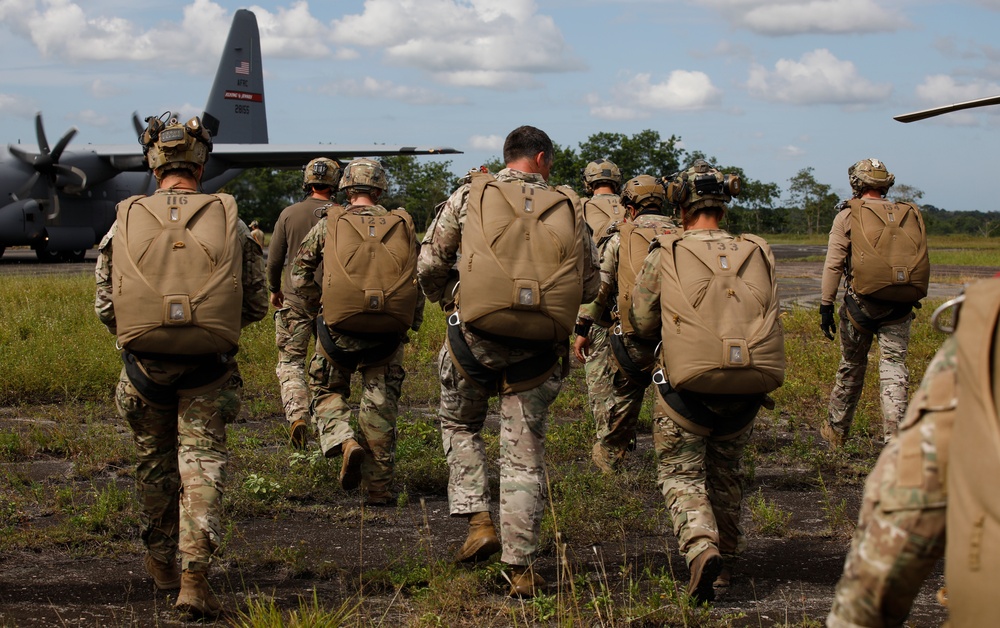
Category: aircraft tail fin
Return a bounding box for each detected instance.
[202,9,267,144]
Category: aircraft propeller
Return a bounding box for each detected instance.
[894,94,1000,123]
[8,113,88,219]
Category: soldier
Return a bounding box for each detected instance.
[290,158,423,505]
[575,174,678,471]
[819,158,928,448]
[827,334,953,627]
[249,220,265,247]
[631,159,783,603]
[267,157,341,449]
[573,159,627,473]
[95,113,268,618]
[417,125,600,597]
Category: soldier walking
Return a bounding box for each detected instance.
[290,158,422,505]
[95,114,268,618]
[417,126,600,597]
[575,174,678,471]
[819,158,929,448]
[267,157,340,449]
[630,159,783,603]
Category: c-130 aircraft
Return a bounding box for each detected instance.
[0,9,460,262]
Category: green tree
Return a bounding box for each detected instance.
[379,155,455,230]
[684,152,783,233]
[786,167,839,235]
[577,130,685,182]
[888,183,924,205]
[221,168,304,230]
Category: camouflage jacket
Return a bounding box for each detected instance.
[290,203,424,352]
[417,167,601,307]
[94,189,268,336]
[580,212,679,325]
[266,196,335,306]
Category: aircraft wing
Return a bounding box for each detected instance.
[75,143,462,173]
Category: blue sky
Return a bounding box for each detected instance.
[1,0,999,212]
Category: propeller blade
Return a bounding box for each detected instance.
[54,163,88,193]
[132,112,144,136]
[12,171,41,201]
[894,94,1000,123]
[45,185,60,221]
[9,144,39,166]
[50,127,78,162]
[34,112,50,156]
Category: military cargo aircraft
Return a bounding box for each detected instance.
[0,9,459,262]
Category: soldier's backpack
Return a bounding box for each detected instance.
[321,207,419,335]
[112,192,243,355]
[654,233,785,394]
[615,221,676,335]
[946,278,1000,627]
[458,172,586,342]
[848,198,929,302]
[583,195,623,244]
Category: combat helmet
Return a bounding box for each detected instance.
[340,158,388,194]
[140,112,212,176]
[303,157,341,192]
[848,158,895,197]
[621,174,666,211]
[582,159,622,194]
[666,159,740,213]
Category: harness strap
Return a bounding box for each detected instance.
[656,379,762,436]
[316,315,401,371]
[122,350,233,407]
[610,334,653,388]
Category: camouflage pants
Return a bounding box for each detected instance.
[584,327,619,460]
[653,416,751,567]
[309,347,405,491]
[827,338,953,628]
[828,306,911,442]
[437,343,562,566]
[600,336,656,466]
[274,306,316,426]
[116,364,242,573]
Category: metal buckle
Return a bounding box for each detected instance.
[931,295,964,334]
[651,369,667,385]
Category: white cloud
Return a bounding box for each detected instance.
[251,1,330,58]
[319,77,467,106]
[916,74,1000,103]
[69,109,113,128]
[589,70,722,120]
[780,144,805,158]
[89,79,127,99]
[746,49,891,105]
[700,0,903,36]
[468,134,504,151]
[330,0,583,89]
[0,92,37,118]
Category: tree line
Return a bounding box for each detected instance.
[222,130,1000,238]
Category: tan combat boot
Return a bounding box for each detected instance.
[289,419,308,450]
[338,438,365,491]
[175,571,222,619]
[144,553,180,590]
[687,547,723,604]
[820,421,845,450]
[591,442,616,474]
[507,564,545,598]
[454,511,501,563]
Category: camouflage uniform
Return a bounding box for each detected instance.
[631,228,762,570]
[822,206,913,443]
[417,168,600,566]
[587,211,678,468]
[290,204,423,493]
[95,189,268,573]
[267,197,333,430]
[577,193,622,470]
[827,336,953,628]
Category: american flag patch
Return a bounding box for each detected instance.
[235,61,250,75]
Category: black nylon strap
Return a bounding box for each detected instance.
[122,350,230,406]
[316,316,400,371]
[655,379,761,436]
[609,334,652,388]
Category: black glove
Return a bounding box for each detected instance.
[820,304,836,340]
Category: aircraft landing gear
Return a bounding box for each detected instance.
[34,244,62,263]
[61,249,87,262]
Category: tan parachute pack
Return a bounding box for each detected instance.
[615,222,676,335]
[848,198,929,302]
[946,278,1000,627]
[583,195,623,244]
[112,192,243,355]
[321,207,419,334]
[655,233,785,394]
[458,172,586,342]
